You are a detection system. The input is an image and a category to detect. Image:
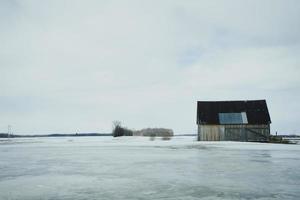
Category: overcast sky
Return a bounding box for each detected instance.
[0,0,300,134]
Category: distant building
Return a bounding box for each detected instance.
[197,100,271,142]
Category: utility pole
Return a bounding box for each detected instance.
[7,125,12,139]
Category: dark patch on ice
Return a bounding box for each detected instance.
[152,144,216,150]
[182,185,280,200]
[170,145,210,150]
[249,159,272,163]
[0,140,42,145]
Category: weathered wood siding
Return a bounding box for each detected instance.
[198,124,270,141]
[198,125,225,141]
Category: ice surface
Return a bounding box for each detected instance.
[0,136,300,200]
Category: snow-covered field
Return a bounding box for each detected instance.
[0,136,300,200]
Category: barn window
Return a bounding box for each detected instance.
[219,112,248,124]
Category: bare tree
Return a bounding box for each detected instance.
[112,121,121,130]
[112,121,133,137]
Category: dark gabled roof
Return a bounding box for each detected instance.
[197,100,271,125]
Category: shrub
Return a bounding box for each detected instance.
[112,121,133,137]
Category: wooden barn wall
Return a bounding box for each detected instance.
[198,125,225,141]
[198,124,270,141]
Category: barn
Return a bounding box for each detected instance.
[197,100,271,142]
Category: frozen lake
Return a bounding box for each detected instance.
[0,136,300,200]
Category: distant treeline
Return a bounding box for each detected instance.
[0,133,112,138]
[111,121,175,138]
[278,135,300,138]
